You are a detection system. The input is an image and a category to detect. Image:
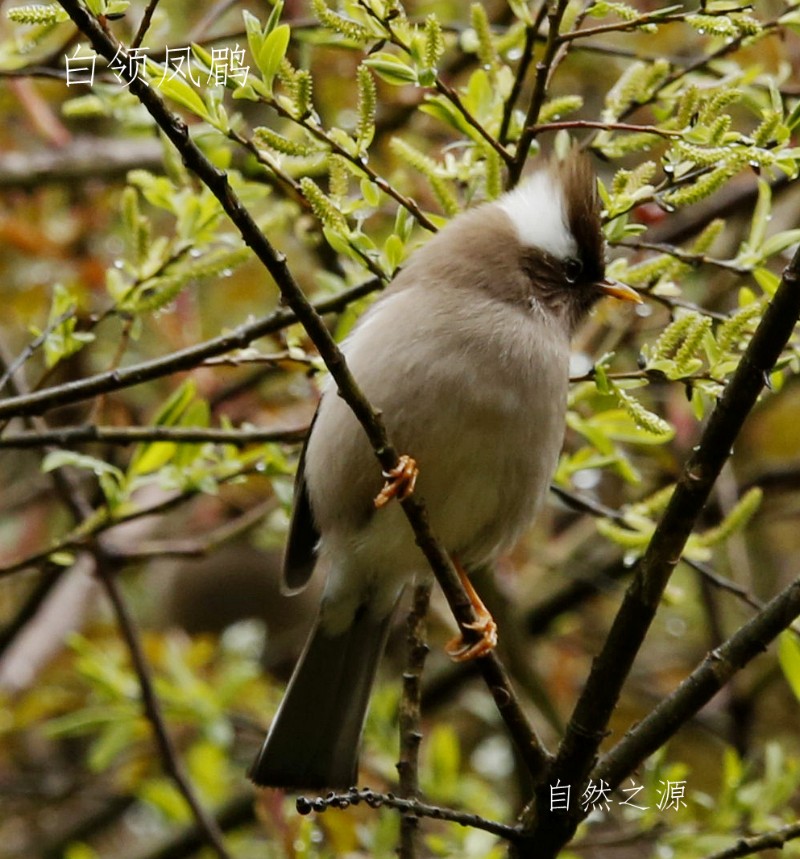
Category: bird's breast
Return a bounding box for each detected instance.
[307,285,570,568]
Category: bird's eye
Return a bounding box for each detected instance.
[564,257,583,284]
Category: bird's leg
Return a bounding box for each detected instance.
[374,454,419,508]
[445,560,498,662]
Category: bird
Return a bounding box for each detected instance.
[248,151,640,791]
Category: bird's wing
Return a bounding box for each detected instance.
[282,410,320,593]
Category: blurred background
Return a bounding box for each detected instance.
[1,1,800,857]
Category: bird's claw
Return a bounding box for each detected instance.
[444,557,499,662]
[374,455,418,508]
[445,614,498,662]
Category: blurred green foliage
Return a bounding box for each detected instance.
[1,0,800,857]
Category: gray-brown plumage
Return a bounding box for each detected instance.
[249,152,639,790]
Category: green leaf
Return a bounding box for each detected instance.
[778,631,800,702]
[421,94,484,144]
[88,721,136,772]
[42,450,123,481]
[464,68,493,120]
[786,98,800,132]
[383,233,405,272]
[129,440,177,477]
[508,0,533,24]
[761,229,800,259]
[360,178,381,208]
[258,23,291,86]
[748,179,772,253]
[591,408,674,445]
[157,71,213,123]
[265,0,284,34]
[243,9,266,61]
[128,381,199,476]
[175,400,210,468]
[753,266,781,296]
[65,844,100,859]
[153,379,197,427]
[321,224,354,258]
[139,777,192,822]
[363,53,417,86]
[41,284,95,369]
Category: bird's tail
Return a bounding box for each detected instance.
[248,604,394,790]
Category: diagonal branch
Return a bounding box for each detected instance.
[0,424,307,448]
[96,552,233,859]
[397,581,433,858]
[296,788,522,840]
[594,574,800,788]
[55,0,551,781]
[509,0,570,187]
[498,2,549,147]
[517,244,800,854]
[701,819,800,859]
[0,278,380,422]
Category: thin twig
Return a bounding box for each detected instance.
[131,0,163,48]
[398,581,433,858]
[556,11,687,43]
[0,278,381,421]
[529,119,680,139]
[296,787,522,841]
[434,78,514,166]
[0,565,67,658]
[55,0,552,782]
[517,245,800,856]
[594,575,800,788]
[498,5,547,147]
[701,819,800,859]
[357,0,513,167]
[510,0,570,186]
[548,486,786,632]
[620,239,750,274]
[95,553,233,859]
[104,498,276,562]
[0,463,263,579]
[1,337,233,857]
[0,424,308,448]
[0,309,74,396]
[242,83,439,233]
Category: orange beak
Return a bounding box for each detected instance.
[596,278,642,304]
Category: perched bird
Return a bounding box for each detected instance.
[249,152,640,790]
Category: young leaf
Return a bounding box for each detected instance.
[258,23,291,88]
[778,632,800,702]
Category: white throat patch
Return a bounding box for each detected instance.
[497,170,578,259]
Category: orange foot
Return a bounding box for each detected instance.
[444,559,498,662]
[374,454,419,509]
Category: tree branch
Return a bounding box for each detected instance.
[0,424,307,448]
[518,245,800,854]
[701,819,800,859]
[0,278,380,422]
[95,552,233,859]
[0,136,164,190]
[509,0,570,186]
[55,0,551,782]
[498,4,547,147]
[296,787,522,841]
[397,581,432,858]
[594,575,800,788]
